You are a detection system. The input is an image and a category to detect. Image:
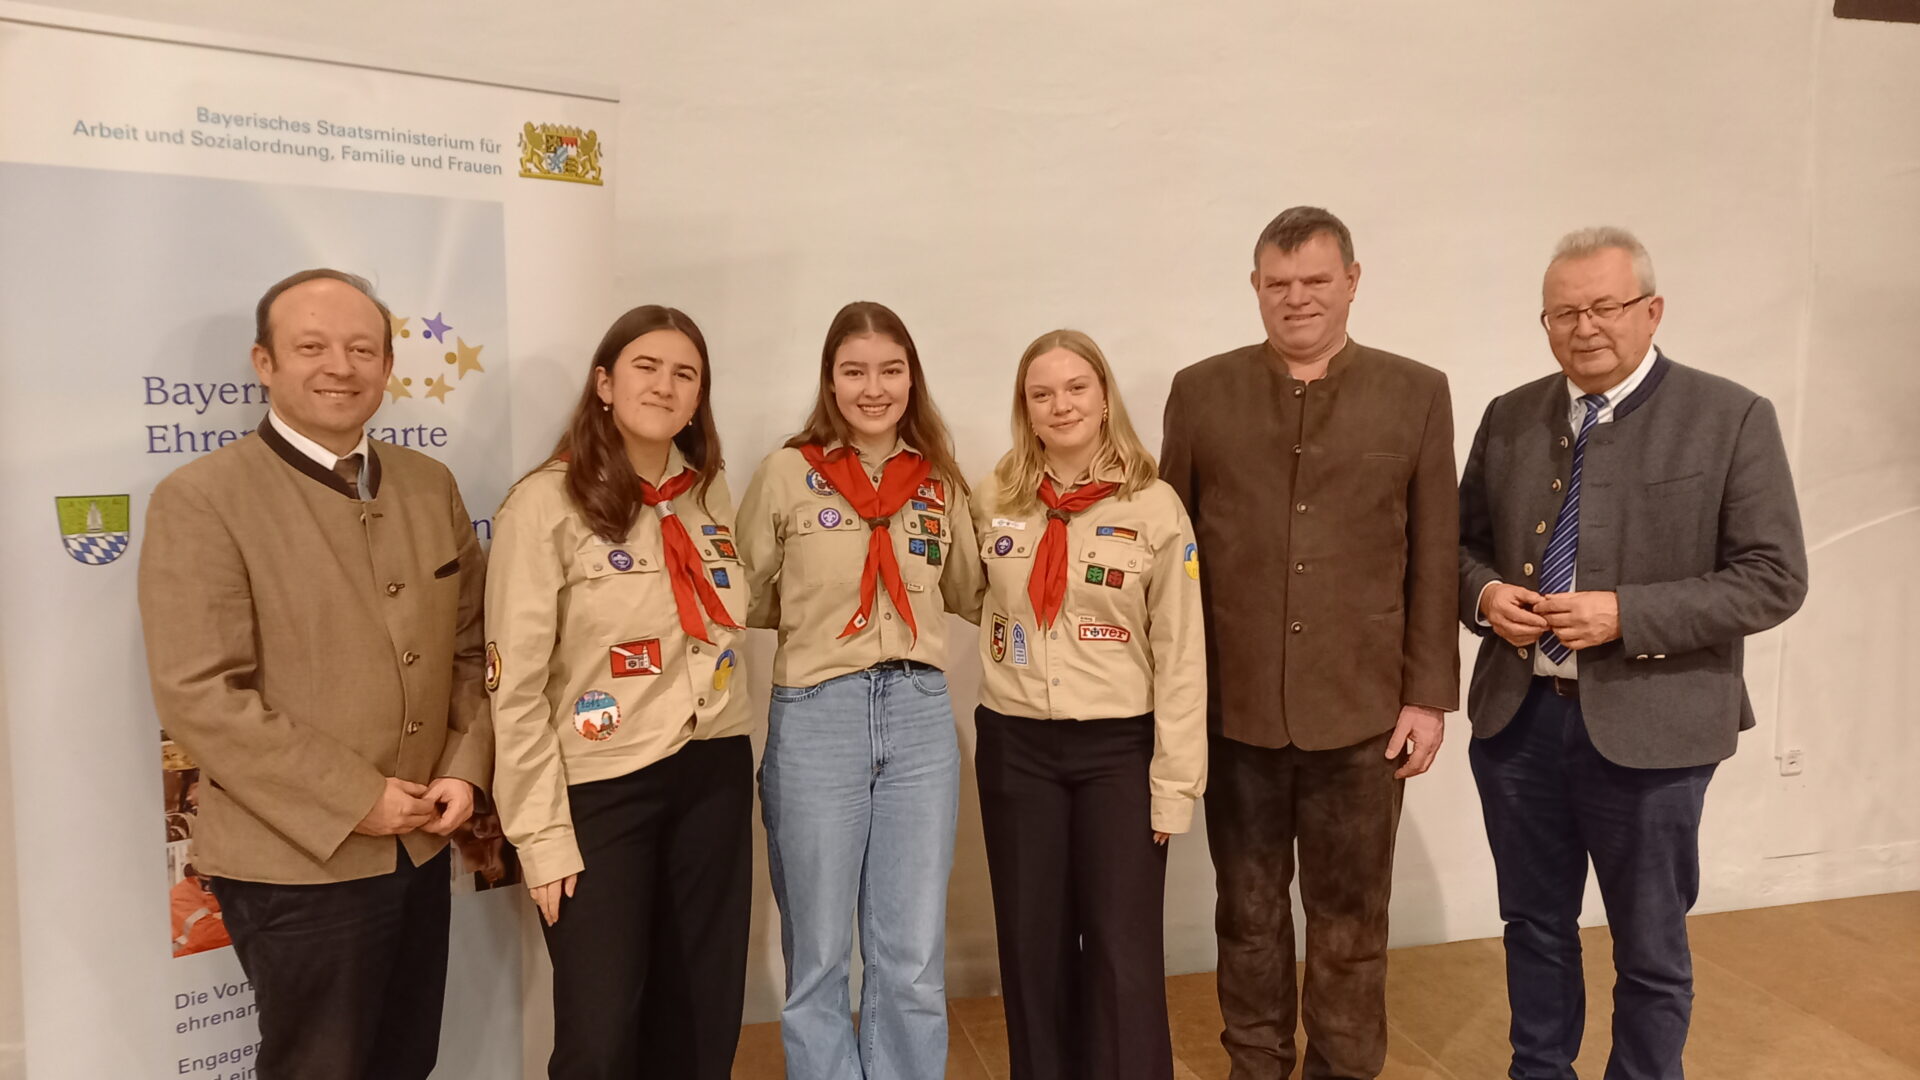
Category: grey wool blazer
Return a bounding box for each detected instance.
[1458,353,1809,769]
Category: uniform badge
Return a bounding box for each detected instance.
[909,538,928,557]
[915,479,945,508]
[1078,623,1132,643]
[991,517,1028,530]
[1085,565,1107,585]
[992,535,1015,557]
[484,642,501,692]
[1095,526,1139,541]
[54,494,131,566]
[910,500,930,511]
[918,514,943,538]
[573,689,621,740]
[1105,570,1125,589]
[711,568,731,589]
[805,469,836,496]
[818,508,843,529]
[925,539,942,566]
[607,548,635,572]
[609,639,663,678]
[1010,622,1029,665]
[712,649,737,693]
[701,523,731,536]
[990,615,1008,663]
[713,538,739,559]
[1184,542,1199,580]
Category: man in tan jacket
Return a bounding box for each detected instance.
[1162,208,1459,1080]
[139,268,490,1080]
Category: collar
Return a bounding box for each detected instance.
[267,406,370,470]
[1043,453,1126,489]
[827,435,918,465]
[259,412,381,499]
[1565,341,1656,410]
[1264,334,1356,382]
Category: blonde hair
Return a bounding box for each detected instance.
[991,329,1158,513]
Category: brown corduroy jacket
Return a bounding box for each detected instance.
[1161,339,1460,750]
[138,418,491,884]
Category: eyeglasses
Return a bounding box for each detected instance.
[1541,294,1651,332]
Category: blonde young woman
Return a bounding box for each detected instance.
[971,329,1205,1080]
[737,301,984,1079]
[487,306,753,1078]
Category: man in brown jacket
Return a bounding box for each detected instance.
[1162,207,1459,1080]
[139,269,490,1080]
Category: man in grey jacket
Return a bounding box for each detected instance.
[1458,226,1808,1080]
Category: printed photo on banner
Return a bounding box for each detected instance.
[160,734,230,959]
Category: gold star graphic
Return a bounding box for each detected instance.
[450,337,485,378]
[389,314,412,340]
[385,374,413,402]
[424,376,455,403]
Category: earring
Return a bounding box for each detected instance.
[601,403,610,413]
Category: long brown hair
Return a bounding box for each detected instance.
[546,305,724,541]
[782,301,968,497]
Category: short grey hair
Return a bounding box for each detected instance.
[1550,226,1656,295]
[1254,206,1355,267]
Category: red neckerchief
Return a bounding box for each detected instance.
[1028,475,1119,629]
[640,469,741,645]
[799,443,933,640]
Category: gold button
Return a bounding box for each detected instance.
[403,651,419,665]
[1523,562,1535,575]
[1293,386,1305,397]
[1294,563,1306,574]
[1293,445,1303,455]
[1290,621,1304,633]
[1559,436,1570,449]
[1551,479,1563,492]
[1535,521,1547,534]
[1518,647,1529,659]
[1296,503,1308,513]
[386,582,403,596]
[1636,653,1649,660]
[406,720,422,734]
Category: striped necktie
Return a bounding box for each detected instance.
[1538,394,1608,664]
[333,452,364,498]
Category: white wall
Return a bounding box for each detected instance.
[2,1,1914,1072]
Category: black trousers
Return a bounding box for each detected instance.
[975,706,1172,1080]
[1470,678,1716,1080]
[212,843,452,1080]
[1206,731,1404,1080]
[543,735,754,1080]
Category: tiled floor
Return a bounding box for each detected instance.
[733,891,1920,1078]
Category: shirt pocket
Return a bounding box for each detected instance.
[573,541,670,640]
[1076,533,1153,593]
[786,506,868,586]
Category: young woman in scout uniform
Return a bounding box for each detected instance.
[971,328,1206,1080]
[486,305,754,1079]
[737,300,985,1079]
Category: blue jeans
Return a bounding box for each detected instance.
[1471,678,1716,1080]
[760,662,961,1079]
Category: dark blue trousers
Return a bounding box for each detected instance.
[1470,678,1716,1080]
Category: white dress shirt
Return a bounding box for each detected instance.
[1477,344,1656,678]
[267,407,371,496]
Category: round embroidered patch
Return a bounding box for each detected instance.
[819,507,843,529]
[713,648,737,693]
[993,534,1014,557]
[805,469,836,496]
[572,689,621,741]
[607,549,635,572]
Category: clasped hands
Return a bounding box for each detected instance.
[352,776,475,838]
[1481,583,1621,651]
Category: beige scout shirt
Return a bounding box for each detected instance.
[486,450,753,887]
[738,441,986,687]
[972,468,1208,833]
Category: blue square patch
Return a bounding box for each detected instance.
[909,538,927,557]
[711,568,731,589]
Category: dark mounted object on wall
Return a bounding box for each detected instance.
[1834,0,1920,22]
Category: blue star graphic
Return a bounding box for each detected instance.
[422,312,452,341]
